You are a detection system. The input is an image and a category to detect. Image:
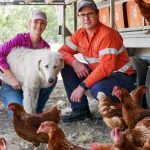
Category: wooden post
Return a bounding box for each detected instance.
[62,4,66,44]
[74,1,77,32]
[110,0,115,28]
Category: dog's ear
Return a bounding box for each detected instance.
[38,59,42,71]
[38,59,45,78]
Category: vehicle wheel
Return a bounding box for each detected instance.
[130,56,148,86]
[146,67,150,108]
[130,56,148,108]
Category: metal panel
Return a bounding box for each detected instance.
[0,0,64,5]
[121,31,150,48]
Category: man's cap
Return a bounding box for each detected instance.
[77,0,98,12]
[30,10,47,22]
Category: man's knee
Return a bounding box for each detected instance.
[90,83,105,99]
[90,81,114,100]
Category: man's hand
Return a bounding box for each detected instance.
[72,60,90,78]
[70,85,85,102]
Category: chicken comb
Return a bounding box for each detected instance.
[0,137,6,145]
[143,86,148,93]
[7,103,16,111]
[113,86,119,91]
[90,143,98,150]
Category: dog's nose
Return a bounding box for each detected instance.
[48,78,54,83]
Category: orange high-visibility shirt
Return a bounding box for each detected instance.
[59,23,134,88]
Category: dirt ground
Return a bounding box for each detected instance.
[0,79,112,150]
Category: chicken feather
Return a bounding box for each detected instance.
[98,92,126,129]
[124,117,150,148]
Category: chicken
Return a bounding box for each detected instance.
[7,103,61,147]
[98,92,126,129]
[90,128,144,150]
[124,117,150,149]
[135,0,150,34]
[112,86,150,129]
[0,137,6,150]
[130,85,147,106]
[111,128,144,150]
[135,0,150,22]
[37,121,87,150]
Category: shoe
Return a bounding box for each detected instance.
[62,106,92,123]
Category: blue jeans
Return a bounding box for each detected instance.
[61,64,136,110]
[1,79,57,119]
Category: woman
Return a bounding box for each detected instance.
[0,10,56,118]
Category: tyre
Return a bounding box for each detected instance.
[130,56,148,86]
[146,67,150,108]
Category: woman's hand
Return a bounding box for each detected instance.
[10,76,21,90]
[2,68,21,90]
[72,60,90,78]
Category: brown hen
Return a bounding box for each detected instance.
[112,128,144,150]
[37,121,87,150]
[135,0,150,34]
[124,117,150,149]
[7,103,61,147]
[112,86,149,129]
[135,0,150,23]
[90,128,144,150]
[130,85,147,106]
[98,92,126,129]
[0,137,6,150]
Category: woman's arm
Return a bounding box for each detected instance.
[0,34,23,89]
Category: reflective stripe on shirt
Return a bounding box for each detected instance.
[114,62,132,73]
[99,45,125,56]
[66,39,78,51]
[118,45,125,54]
[83,56,99,64]
[84,45,125,64]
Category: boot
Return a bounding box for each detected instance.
[62,105,92,123]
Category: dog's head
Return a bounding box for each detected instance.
[38,51,64,86]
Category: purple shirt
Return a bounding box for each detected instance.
[0,33,50,69]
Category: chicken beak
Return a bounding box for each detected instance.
[111,91,115,96]
[37,127,42,134]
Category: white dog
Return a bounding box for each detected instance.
[0,47,64,114]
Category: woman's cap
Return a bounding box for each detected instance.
[77,0,98,12]
[31,10,47,22]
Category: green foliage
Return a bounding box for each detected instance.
[0,5,71,44]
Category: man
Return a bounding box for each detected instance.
[59,0,136,122]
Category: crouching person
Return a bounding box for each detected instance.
[0,10,56,118]
[59,0,136,123]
